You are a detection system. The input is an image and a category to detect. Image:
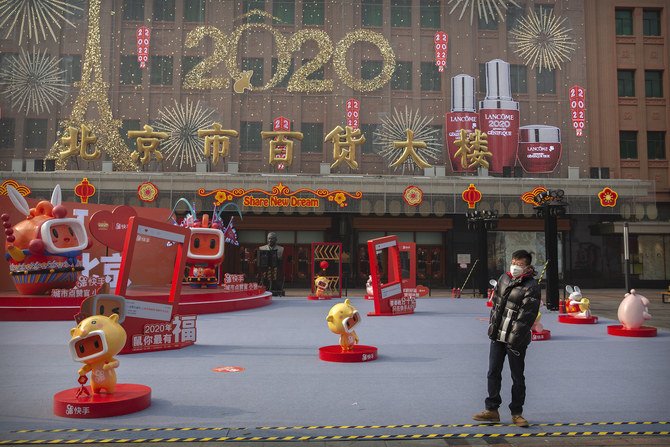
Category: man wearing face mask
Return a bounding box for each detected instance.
[472,249,540,427]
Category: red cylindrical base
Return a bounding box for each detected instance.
[486,300,493,307]
[318,345,378,362]
[532,329,551,341]
[607,325,657,337]
[558,314,598,324]
[307,295,332,300]
[54,384,151,418]
[364,295,374,300]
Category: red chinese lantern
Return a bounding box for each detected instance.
[462,183,482,209]
[75,178,96,204]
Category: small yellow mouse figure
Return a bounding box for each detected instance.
[69,314,127,394]
[326,299,361,351]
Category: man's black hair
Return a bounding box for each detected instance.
[512,250,532,266]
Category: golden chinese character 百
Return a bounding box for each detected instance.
[390,128,431,169]
[198,123,239,164]
[128,124,169,165]
[325,125,365,170]
[58,124,100,161]
[466,129,491,169]
[261,131,303,167]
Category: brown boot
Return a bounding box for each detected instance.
[512,414,529,427]
[472,409,500,422]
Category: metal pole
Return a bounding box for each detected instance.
[623,222,630,292]
[545,205,560,311]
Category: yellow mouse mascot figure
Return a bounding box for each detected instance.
[326,299,361,351]
[69,314,127,394]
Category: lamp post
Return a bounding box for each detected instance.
[533,190,568,311]
[465,209,499,297]
[623,222,630,292]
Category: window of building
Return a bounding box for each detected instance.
[273,0,295,25]
[648,131,666,159]
[619,131,638,159]
[240,121,263,152]
[391,61,412,90]
[243,0,265,23]
[615,9,633,35]
[617,69,635,97]
[643,9,661,36]
[24,119,48,148]
[361,123,378,154]
[121,119,141,150]
[478,16,498,30]
[122,0,144,21]
[420,0,440,28]
[391,0,411,27]
[420,61,441,91]
[510,64,527,94]
[361,60,383,80]
[362,0,383,27]
[534,4,553,15]
[271,57,295,88]
[0,118,15,148]
[181,55,203,82]
[301,123,324,153]
[645,70,663,97]
[429,124,443,147]
[302,58,324,80]
[303,0,324,25]
[184,0,205,22]
[70,0,85,20]
[507,4,525,31]
[536,68,556,94]
[60,55,82,84]
[242,58,264,86]
[150,56,173,85]
[120,55,142,85]
[153,0,175,21]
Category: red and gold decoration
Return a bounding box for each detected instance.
[325,125,365,170]
[434,32,448,72]
[262,117,302,169]
[462,183,482,209]
[598,187,618,207]
[198,182,363,209]
[198,123,238,165]
[521,186,548,205]
[0,179,30,197]
[403,185,424,207]
[137,181,159,203]
[346,98,360,129]
[570,85,586,137]
[136,26,150,69]
[453,128,492,170]
[74,178,96,204]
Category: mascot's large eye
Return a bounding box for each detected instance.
[112,307,120,314]
[210,238,216,249]
[91,320,97,325]
[68,227,74,236]
[194,238,200,248]
[99,305,105,314]
[94,340,99,349]
[79,344,85,353]
[52,228,59,238]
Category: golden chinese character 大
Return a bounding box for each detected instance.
[390,128,431,169]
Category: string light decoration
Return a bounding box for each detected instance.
[183,26,232,90]
[447,0,520,25]
[0,47,67,115]
[0,0,82,45]
[153,99,216,169]
[510,9,577,72]
[332,29,396,92]
[374,107,441,174]
[287,29,333,93]
[46,0,136,171]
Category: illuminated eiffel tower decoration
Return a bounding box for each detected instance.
[47,0,137,171]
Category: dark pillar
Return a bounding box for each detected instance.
[544,208,560,311]
[477,225,489,297]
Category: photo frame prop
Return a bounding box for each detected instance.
[367,235,414,316]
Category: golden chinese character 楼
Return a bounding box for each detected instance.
[260,131,304,167]
[128,124,169,165]
[58,124,100,161]
[198,123,239,165]
[466,129,491,169]
[324,125,365,170]
[453,128,470,169]
[391,128,431,169]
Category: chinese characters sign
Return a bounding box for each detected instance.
[570,85,585,136]
[137,26,150,69]
[434,32,448,72]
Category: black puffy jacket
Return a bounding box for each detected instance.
[488,272,541,350]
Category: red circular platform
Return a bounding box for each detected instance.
[558,314,598,324]
[307,295,332,300]
[54,384,151,418]
[319,345,378,362]
[364,295,374,300]
[607,325,657,337]
[486,300,493,307]
[531,329,551,341]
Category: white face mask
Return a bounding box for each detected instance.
[510,264,525,277]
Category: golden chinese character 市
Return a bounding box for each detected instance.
[466,129,492,169]
[261,131,304,167]
[391,129,431,169]
[324,125,365,170]
[128,124,169,165]
[58,124,100,161]
[198,123,239,165]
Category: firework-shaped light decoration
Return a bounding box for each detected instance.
[447,0,520,25]
[0,47,67,115]
[153,99,216,169]
[509,8,577,72]
[374,107,442,174]
[0,0,83,45]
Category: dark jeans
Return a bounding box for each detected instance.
[485,340,527,415]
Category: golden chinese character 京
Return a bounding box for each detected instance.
[128,124,169,165]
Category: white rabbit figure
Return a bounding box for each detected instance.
[617,289,652,330]
[565,285,591,318]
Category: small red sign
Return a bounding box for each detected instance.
[212,366,245,373]
[346,98,360,129]
[569,85,585,137]
[137,26,150,69]
[434,32,448,72]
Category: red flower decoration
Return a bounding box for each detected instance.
[462,183,482,209]
[138,181,159,203]
[598,187,618,207]
[403,185,423,206]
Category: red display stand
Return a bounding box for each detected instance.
[366,235,414,316]
[532,329,551,341]
[558,314,598,324]
[607,325,657,337]
[53,384,151,418]
[307,242,342,301]
[318,345,378,362]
